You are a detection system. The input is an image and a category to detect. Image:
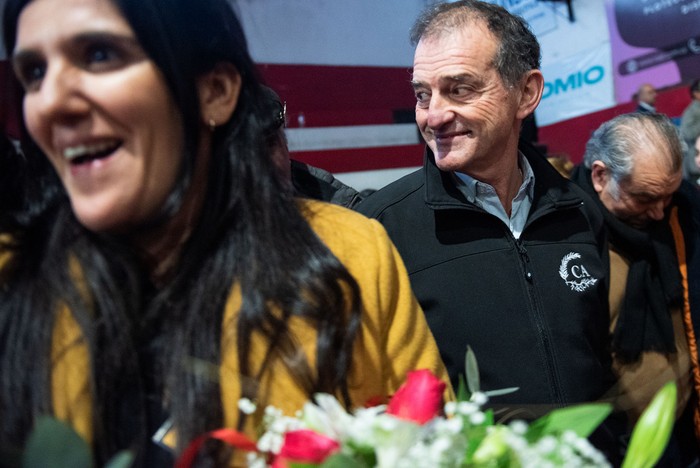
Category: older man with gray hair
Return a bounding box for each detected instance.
[572,112,700,463]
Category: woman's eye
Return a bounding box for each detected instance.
[16,61,46,90]
[84,43,121,68]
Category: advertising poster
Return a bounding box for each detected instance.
[538,44,614,126]
[605,0,700,102]
[489,0,616,125]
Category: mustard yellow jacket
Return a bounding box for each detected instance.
[46,199,450,443]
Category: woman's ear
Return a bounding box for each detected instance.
[516,69,544,120]
[197,62,242,128]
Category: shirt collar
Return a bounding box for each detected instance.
[453,152,535,203]
[638,101,656,112]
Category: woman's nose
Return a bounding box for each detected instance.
[30,63,89,123]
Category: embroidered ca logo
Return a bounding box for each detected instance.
[559,252,598,292]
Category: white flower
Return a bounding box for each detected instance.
[504,430,529,452]
[471,392,488,406]
[256,405,302,454]
[256,430,282,454]
[536,435,558,454]
[237,387,612,468]
[455,401,479,416]
[441,417,463,433]
[237,398,257,415]
[469,412,486,425]
[509,419,528,435]
[372,417,423,467]
[245,452,267,468]
[344,406,386,447]
[301,393,354,440]
[444,401,457,416]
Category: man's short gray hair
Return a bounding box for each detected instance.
[583,113,683,198]
[410,0,540,88]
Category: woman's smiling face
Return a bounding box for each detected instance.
[13,0,184,233]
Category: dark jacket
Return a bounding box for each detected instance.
[675,181,700,454]
[572,170,700,461]
[676,181,700,354]
[356,143,615,410]
[290,159,363,209]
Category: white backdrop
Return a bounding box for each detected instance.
[0,0,616,127]
[235,0,615,126]
[234,0,427,67]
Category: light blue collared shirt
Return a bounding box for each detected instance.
[453,153,535,239]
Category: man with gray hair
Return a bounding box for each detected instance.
[572,112,700,462]
[358,0,616,430]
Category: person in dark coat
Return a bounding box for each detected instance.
[262,86,363,209]
[357,4,621,458]
[634,83,657,113]
[573,112,700,465]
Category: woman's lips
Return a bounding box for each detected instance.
[63,139,122,164]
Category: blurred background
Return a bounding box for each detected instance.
[2,0,699,190]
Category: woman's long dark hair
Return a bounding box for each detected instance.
[0,131,61,232]
[1,0,362,464]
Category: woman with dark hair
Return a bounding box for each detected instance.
[0,134,22,227]
[0,134,61,235]
[0,0,449,465]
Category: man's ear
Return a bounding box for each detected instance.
[197,62,242,128]
[590,160,609,194]
[516,70,544,120]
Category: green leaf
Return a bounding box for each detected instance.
[344,442,376,467]
[483,408,495,426]
[22,417,92,468]
[472,426,509,465]
[465,346,480,394]
[464,425,489,460]
[526,403,612,441]
[622,381,677,468]
[104,451,134,468]
[456,375,471,402]
[483,387,519,398]
[320,453,367,467]
[463,408,496,461]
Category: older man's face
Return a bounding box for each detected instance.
[594,148,681,228]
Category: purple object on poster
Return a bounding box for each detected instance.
[606,0,700,103]
[615,0,700,49]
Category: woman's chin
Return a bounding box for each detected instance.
[72,204,131,234]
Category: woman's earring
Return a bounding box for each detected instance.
[208,117,217,131]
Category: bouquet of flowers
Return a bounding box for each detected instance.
[16,351,677,468]
[237,370,609,468]
[174,351,676,468]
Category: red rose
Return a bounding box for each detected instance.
[272,429,341,468]
[386,369,446,424]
